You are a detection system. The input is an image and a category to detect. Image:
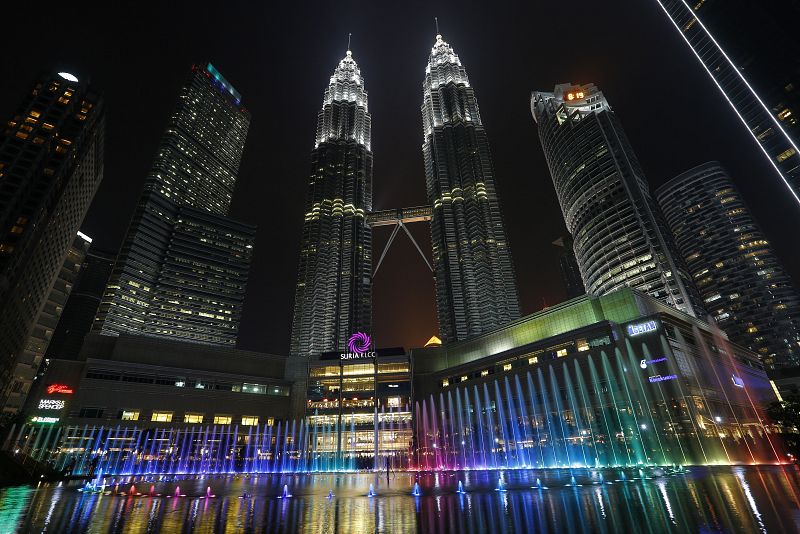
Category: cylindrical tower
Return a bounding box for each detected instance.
[656,161,800,369]
[531,83,702,317]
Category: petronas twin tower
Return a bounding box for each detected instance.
[290,35,519,358]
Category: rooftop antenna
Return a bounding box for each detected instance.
[435,17,440,37]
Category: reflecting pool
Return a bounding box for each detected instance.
[3,466,800,532]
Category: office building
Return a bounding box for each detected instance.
[3,232,91,414]
[0,70,104,409]
[44,245,115,361]
[552,235,585,299]
[531,83,702,316]
[290,47,373,361]
[656,161,800,369]
[654,0,800,205]
[422,34,520,342]
[94,63,254,346]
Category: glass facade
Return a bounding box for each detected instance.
[306,353,412,470]
[656,161,800,368]
[654,0,800,205]
[531,83,703,317]
[422,34,520,342]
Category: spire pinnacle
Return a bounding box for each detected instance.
[435,17,441,39]
[347,32,351,53]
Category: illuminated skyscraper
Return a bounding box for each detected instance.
[290,47,373,359]
[94,63,254,346]
[0,70,104,409]
[656,162,800,369]
[422,34,520,342]
[531,83,702,316]
[654,0,800,206]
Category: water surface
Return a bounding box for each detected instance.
[3,466,800,533]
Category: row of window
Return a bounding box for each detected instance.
[77,407,274,426]
[439,338,600,388]
[84,368,289,396]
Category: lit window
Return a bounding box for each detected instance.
[441,379,449,387]
[481,369,489,377]
[241,416,259,426]
[528,356,539,365]
[267,418,275,426]
[577,339,589,352]
[777,147,797,163]
[184,413,204,424]
[151,411,173,422]
[213,415,232,425]
[460,376,468,382]
[387,397,400,408]
[120,410,139,421]
[556,348,568,358]
[503,363,512,372]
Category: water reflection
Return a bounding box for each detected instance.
[2,466,800,533]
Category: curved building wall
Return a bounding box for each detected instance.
[656,161,800,369]
[531,83,702,317]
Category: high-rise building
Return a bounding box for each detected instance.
[94,63,254,346]
[654,0,800,206]
[3,232,91,414]
[290,48,373,359]
[0,70,104,409]
[656,161,800,369]
[44,246,114,361]
[552,235,585,300]
[531,83,702,316]
[421,34,520,342]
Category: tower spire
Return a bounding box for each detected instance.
[435,17,440,37]
[347,32,351,53]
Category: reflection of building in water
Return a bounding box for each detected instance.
[306,348,412,470]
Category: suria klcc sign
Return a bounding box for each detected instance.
[340,332,376,360]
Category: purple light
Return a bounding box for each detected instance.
[348,332,371,354]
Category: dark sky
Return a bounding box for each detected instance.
[3,1,798,354]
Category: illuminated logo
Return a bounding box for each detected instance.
[565,91,585,101]
[626,320,659,337]
[640,357,667,369]
[31,416,59,424]
[732,375,745,388]
[348,332,371,354]
[38,399,65,410]
[648,374,677,383]
[46,384,74,394]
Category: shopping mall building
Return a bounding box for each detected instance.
[9,288,785,472]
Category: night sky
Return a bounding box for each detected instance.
[3,1,798,355]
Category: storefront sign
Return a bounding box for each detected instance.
[639,357,667,369]
[648,374,677,383]
[626,320,658,337]
[31,416,59,424]
[38,399,65,410]
[46,384,74,394]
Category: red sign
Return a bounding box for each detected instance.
[46,384,74,395]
